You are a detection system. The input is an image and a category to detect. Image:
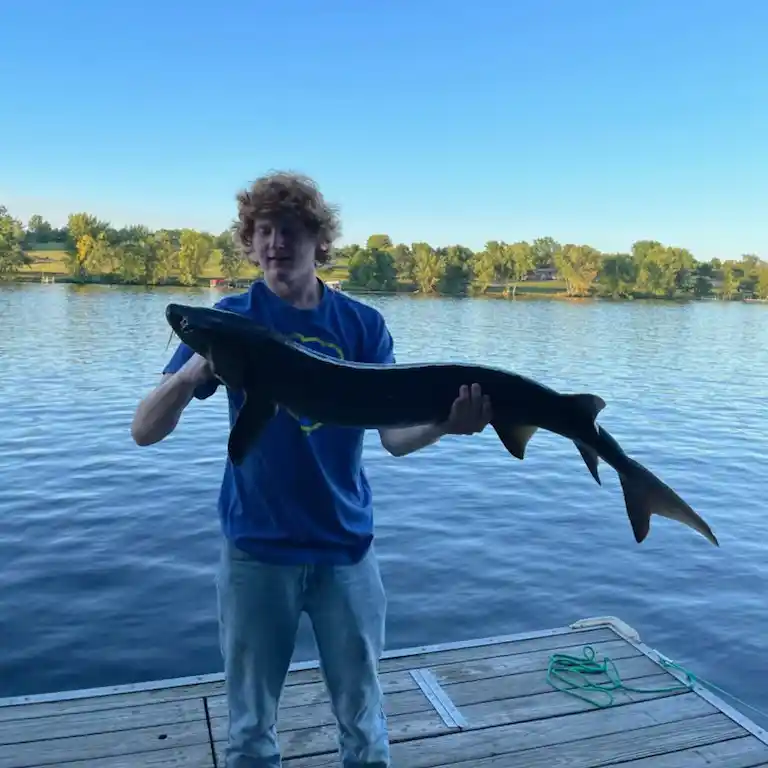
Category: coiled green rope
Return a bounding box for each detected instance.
[547,644,768,726]
[546,645,696,708]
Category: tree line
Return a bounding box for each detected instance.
[0,206,244,287]
[340,235,767,300]
[1,205,766,300]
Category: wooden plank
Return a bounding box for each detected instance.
[214,709,453,765]
[286,692,720,767]
[0,698,204,745]
[429,653,661,709]
[621,631,768,747]
[212,671,691,763]
[0,674,228,711]
[452,672,688,729]
[0,714,212,768]
[426,638,638,686]
[0,625,614,712]
[204,637,644,722]
[11,744,216,768]
[0,681,226,724]
[286,626,621,687]
[209,662,670,738]
[0,628,618,724]
[434,713,744,767]
[615,734,768,767]
[208,685,452,740]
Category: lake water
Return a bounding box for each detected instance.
[1,283,767,722]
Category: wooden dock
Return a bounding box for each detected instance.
[1,616,767,767]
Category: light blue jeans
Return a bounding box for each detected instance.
[216,538,390,768]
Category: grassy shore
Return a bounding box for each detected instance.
[13,247,568,297]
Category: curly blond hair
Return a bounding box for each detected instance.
[235,171,340,264]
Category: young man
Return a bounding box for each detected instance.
[131,171,492,768]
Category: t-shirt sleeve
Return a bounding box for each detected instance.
[364,311,396,364]
[161,300,226,400]
[162,341,220,400]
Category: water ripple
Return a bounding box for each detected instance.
[0,284,767,721]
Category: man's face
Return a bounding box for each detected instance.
[249,214,319,284]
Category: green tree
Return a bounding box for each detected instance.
[721,261,739,299]
[0,206,31,275]
[691,262,714,298]
[24,214,53,247]
[755,264,768,299]
[530,237,561,269]
[555,244,602,296]
[503,241,534,297]
[366,234,393,251]
[741,254,760,277]
[217,227,247,281]
[66,212,109,279]
[469,246,498,294]
[390,243,414,282]
[437,245,473,295]
[347,248,397,291]
[632,244,694,297]
[177,229,214,285]
[411,242,443,293]
[334,244,362,262]
[600,253,637,297]
[151,231,179,283]
[6,199,764,301]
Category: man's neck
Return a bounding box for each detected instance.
[264,272,322,309]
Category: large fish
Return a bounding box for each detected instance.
[165,302,719,547]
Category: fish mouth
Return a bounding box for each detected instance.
[165,303,191,336]
[165,303,210,346]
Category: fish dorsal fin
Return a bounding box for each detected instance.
[227,394,277,466]
[561,393,607,423]
[492,422,539,460]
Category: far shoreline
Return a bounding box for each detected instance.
[3,270,765,305]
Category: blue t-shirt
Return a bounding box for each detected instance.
[162,278,395,565]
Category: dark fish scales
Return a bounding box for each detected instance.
[165,302,719,547]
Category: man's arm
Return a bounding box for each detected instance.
[362,315,492,457]
[131,346,217,446]
[379,384,492,457]
[378,422,446,457]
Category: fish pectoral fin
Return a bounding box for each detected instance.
[228,394,277,466]
[492,422,539,460]
[209,345,244,391]
[574,440,601,485]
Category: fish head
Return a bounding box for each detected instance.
[165,302,278,390]
[166,301,261,355]
[165,303,224,359]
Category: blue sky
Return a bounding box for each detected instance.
[1,0,765,259]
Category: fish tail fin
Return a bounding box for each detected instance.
[618,459,719,546]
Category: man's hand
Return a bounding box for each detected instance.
[441,383,493,435]
[378,383,492,457]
